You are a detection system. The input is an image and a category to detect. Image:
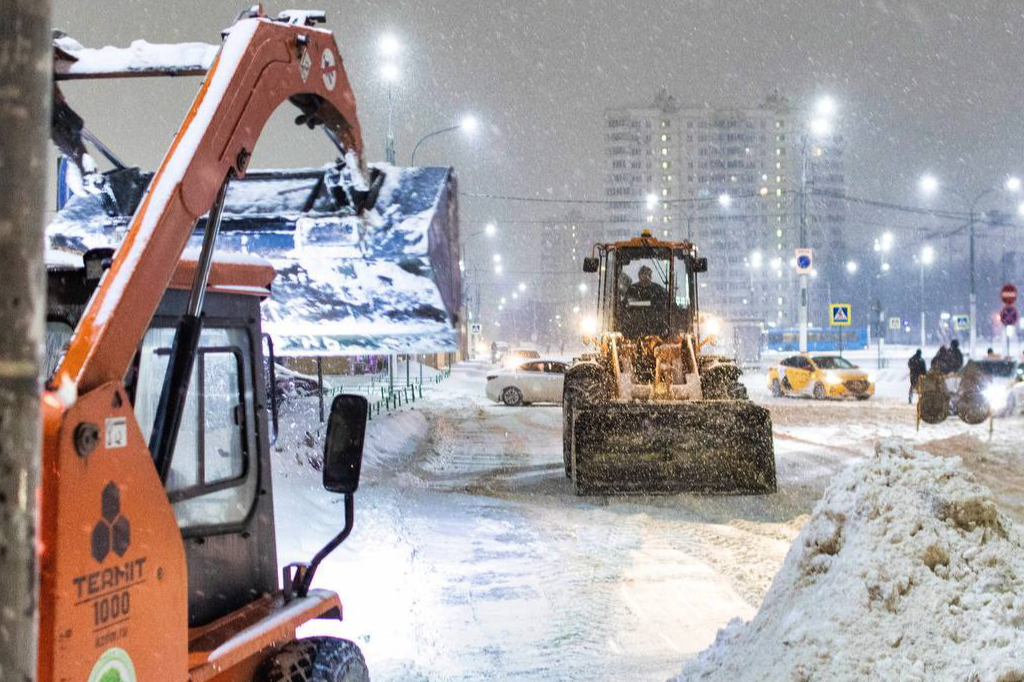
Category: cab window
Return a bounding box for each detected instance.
[44,320,74,381]
[520,361,544,372]
[134,326,258,531]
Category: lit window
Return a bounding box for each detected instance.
[813,147,824,157]
[761,173,769,181]
[777,243,782,250]
[776,161,783,170]
[776,188,783,197]
[661,188,669,196]
[778,297,784,306]
[661,148,669,155]
[776,175,783,183]
[759,187,769,196]
[662,161,671,170]
[776,229,783,237]
[661,119,670,128]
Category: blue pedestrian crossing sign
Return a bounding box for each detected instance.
[829,303,852,327]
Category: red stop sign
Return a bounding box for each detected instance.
[1002,284,1018,305]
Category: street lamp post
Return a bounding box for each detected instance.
[379,35,401,164]
[459,222,497,333]
[798,96,837,353]
[919,174,1021,357]
[411,115,478,166]
[919,245,934,347]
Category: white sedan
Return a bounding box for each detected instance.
[486,360,568,406]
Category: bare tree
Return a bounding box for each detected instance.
[0,0,51,679]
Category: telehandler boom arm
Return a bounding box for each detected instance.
[54,14,363,394]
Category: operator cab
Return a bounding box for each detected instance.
[583,231,707,340]
[46,249,280,627]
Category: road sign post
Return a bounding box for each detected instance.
[829,303,851,356]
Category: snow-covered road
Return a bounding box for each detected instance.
[271,361,1024,681]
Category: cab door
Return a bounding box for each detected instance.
[783,356,814,393]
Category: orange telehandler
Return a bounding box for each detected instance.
[41,8,378,682]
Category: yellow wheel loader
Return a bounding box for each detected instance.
[562,230,776,495]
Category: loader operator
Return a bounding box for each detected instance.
[621,264,668,337]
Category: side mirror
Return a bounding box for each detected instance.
[322,394,368,494]
[582,257,599,273]
[693,257,708,273]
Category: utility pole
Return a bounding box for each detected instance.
[798,136,809,353]
[0,1,50,680]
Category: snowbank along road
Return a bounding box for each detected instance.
[270,361,1024,681]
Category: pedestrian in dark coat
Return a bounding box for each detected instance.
[908,349,927,404]
[949,339,964,372]
[932,345,950,374]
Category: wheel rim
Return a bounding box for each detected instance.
[503,387,521,405]
[814,384,824,399]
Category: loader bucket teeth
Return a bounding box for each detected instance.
[569,401,777,495]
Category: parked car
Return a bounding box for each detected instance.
[486,359,568,405]
[273,363,320,400]
[767,354,875,400]
[503,347,541,369]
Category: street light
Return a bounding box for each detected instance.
[518,282,527,292]
[919,245,935,347]
[484,222,497,237]
[492,253,502,263]
[798,95,839,353]
[918,172,1021,356]
[410,114,480,165]
[379,33,401,58]
[846,260,858,274]
[717,192,731,208]
[379,35,401,164]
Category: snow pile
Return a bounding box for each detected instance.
[674,441,1024,682]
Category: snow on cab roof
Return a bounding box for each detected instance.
[46,162,460,356]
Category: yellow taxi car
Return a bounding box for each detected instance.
[767,354,875,400]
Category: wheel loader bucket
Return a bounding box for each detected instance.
[568,400,776,495]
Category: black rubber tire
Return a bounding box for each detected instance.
[728,382,749,400]
[813,383,826,400]
[255,637,369,682]
[856,395,870,401]
[771,379,783,398]
[502,386,523,407]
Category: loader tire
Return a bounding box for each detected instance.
[255,637,369,682]
[771,379,783,397]
[813,383,826,400]
[562,364,609,478]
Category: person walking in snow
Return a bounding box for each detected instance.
[908,349,927,404]
[932,345,950,374]
[949,339,964,371]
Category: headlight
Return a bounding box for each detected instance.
[704,316,722,336]
[824,371,842,385]
[580,315,598,336]
[866,373,876,384]
[984,385,1008,410]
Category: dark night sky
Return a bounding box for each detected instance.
[53,0,1024,241]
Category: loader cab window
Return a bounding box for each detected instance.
[616,246,671,337]
[44,320,74,382]
[134,326,258,532]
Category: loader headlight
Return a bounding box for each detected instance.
[824,371,842,385]
[866,373,877,384]
[580,315,598,336]
[984,385,1009,411]
[703,316,722,337]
